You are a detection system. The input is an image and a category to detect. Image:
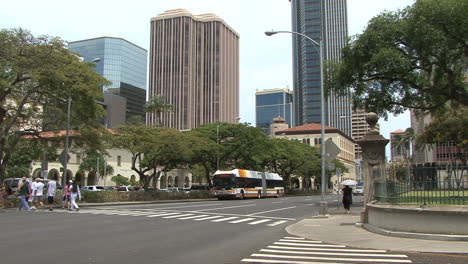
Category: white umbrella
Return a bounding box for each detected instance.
[341,179,357,186]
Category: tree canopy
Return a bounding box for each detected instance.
[330,0,467,117]
[0,28,109,180]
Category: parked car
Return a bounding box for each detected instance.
[189,185,211,192]
[353,186,364,196]
[81,185,105,192]
[3,178,33,193]
[104,186,116,191]
[116,186,135,192]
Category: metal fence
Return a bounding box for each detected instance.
[373,164,467,205]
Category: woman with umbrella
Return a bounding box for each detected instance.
[341,180,356,214]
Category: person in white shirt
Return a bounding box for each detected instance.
[46,179,57,211]
[29,179,37,209]
[34,178,45,209]
[69,180,81,211]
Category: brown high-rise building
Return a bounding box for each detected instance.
[148,9,240,130]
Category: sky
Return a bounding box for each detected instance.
[2,0,416,158]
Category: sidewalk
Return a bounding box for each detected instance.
[286,206,468,254]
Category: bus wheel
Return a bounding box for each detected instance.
[240,191,244,200]
[257,191,261,199]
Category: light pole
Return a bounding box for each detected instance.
[265,30,328,215]
[61,57,100,188]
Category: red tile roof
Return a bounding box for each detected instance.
[390,129,406,134]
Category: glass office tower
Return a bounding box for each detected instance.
[256,88,293,135]
[68,37,148,127]
[290,0,352,136]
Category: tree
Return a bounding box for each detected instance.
[78,149,114,184]
[330,0,467,117]
[268,138,320,188]
[144,95,172,125]
[112,125,196,190]
[111,174,129,187]
[0,28,109,181]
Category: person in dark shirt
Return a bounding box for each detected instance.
[17,178,31,211]
[342,185,353,214]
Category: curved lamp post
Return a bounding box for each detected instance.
[265,30,327,215]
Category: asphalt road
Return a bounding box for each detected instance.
[1,195,467,264]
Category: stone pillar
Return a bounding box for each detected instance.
[357,113,389,223]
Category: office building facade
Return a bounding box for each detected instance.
[351,109,380,159]
[68,37,148,127]
[290,0,352,136]
[148,9,239,130]
[256,88,293,135]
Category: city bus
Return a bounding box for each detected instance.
[212,169,284,200]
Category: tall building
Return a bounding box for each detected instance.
[148,9,239,130]
[256,88,293,135]
[290,0,352,136]
[68,37,148,127]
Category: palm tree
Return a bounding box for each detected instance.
[144,95,173,125]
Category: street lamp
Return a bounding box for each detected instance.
[265,30,328,215]
[61,57,101,188]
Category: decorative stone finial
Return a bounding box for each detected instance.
[366,112,379,134]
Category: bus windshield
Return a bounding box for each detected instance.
[213,174,236,190]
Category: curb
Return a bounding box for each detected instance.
[363,223,468,241]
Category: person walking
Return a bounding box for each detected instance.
[34,178,45,209]
[45,179,57,211]
[16,177,31,211]
[62,181,70,209]
[342,185,353,214]
[28,178,36,209]
[69,180,81,211]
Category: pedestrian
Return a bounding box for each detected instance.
[34,178,45,209]
[28,178,36,209]
[342,185,353,214]
[16,177,31,211]
[62,181,70,209]
[45,178,57,211]
[69,180,81,211]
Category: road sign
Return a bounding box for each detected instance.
[325,138,341,161]
[58,150,71,167]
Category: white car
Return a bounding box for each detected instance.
[353,186,364,196]
[81,185,105,191]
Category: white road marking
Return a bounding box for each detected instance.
[268,246,387,253]
[274,242,346,248]
[193,215,223,221]
[147,212,179,218]
[229,218,255,223]
[242,258,341,263]
[279,239,323,244]
[144,203,223,210]
[247,206,296,216]
[284,237,305,240]
[162,214,193,219]
[260,249,410,258]
[267,220,288,226]
[250,254,412,263]
[195,204,256,211]
[177,214,209,220]
[211,217,239,222]
[248,219,271,225]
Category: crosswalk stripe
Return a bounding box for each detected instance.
[248,219,271,225]
[251,253,412,263]
[279,239,322,244]
[178,214,209,220]
[284,237,305,240]
[260,249,410,258]
[242,258,342,263]
[268,220,288,226]
[163,214,193,219]
[194,215,223,221]
[147,212,179,218]
[274,242,346,248]
[211,217,239,222]
[229,218,255,223]
[268,245,387,253]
